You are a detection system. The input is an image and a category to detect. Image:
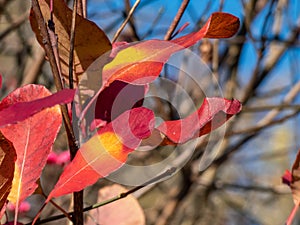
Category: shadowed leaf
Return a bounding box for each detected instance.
[0,133,16,217]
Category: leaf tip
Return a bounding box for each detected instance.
[205,12,240,39]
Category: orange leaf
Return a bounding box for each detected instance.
[47,107,154,200]
[0,132,16,217]
[85,184,145,225]
[29,0,111,84]
[0,85,62,208]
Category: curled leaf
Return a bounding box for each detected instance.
[142,98,241,146]
[77,12,240,130]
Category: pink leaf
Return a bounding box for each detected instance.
[85,184,145,225]
[0,87,75,127]
[0,85,62,211]
[282,170,292,186]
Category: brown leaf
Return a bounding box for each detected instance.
[86,184,145,225]
[0,132,16,212]
[29,0,111,85]
[204,12,240,38]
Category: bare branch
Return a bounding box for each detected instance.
[164,0,190,40]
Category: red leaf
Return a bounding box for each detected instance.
[85,184,145,225]
[172,12,240,47]
[77,12,239,126]
[0,85,62,208]
[143,98,241,145]
[95,80,145,123]
[0,87,74,127]
[47,107,154,200]
[282,170,292,186]
[4,222,24,225]
[102,12,239,87]
[0,133,16,214]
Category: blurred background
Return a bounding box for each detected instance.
[0,0,300,224]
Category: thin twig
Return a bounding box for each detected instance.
[164,0,190,40]
[26,167,176,225]
[32,0,79,153]
[22,47,45,85]
[76,0,83,16]
[82,0,87,18]
[69,1,83,224]
[31,0,62,91]
[242,104,300,113]
[31,0,73,135]
[124,0,140,41]
[0,13,27,40]
[141,7,164,39]
[31,2,80,224]
[241,7,299,105]
[231,110,299,136]
[69,0,77,90]
[111,0,141,43]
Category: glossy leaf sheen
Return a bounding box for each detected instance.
[47,107,154,200]
[85,184,145,225]
[0,85,62,205]
[0,88,75,128]
[29,0,111,83]
[0,133,16,213]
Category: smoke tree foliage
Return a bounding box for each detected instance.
[0,0,299,225]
